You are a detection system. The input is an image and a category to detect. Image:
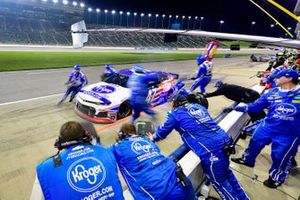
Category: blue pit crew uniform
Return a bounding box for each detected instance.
[190,60,214,93]
[111,134,196,200]
[127,66,159,122]
[59,70,88,104]
[234,85,300,185]
[36,144,124,200]
[153,103,249,200]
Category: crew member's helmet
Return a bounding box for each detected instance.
[214,80,223,88]
[105,64,112,71]
[73,65,81,71]
[172,94,188,108]
[133,65,145,73]
[186,93,209,109]
[196,54,207,65]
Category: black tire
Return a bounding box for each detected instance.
[117,101,132,119]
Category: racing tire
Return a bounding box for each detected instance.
[117,101,132,119]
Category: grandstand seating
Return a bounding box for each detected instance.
[0,0,210,48]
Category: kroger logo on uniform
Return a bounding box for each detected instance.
[131,140,152,154]
[275,103,296,116]
[67,157,106,193]
[92,85,115,94]
[188,107,205,117]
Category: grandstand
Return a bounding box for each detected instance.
[0,0,209,48]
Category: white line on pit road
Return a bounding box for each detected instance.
[0,93,63,106]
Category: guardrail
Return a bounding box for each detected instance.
[123,84,265,199]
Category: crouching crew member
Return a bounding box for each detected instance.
[31,121,124,200]
[111,123,197,200]
[147,95,249,200]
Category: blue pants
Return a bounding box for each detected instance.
[131,102,156,122]
[201,150,249,200]
[242,125,299,184]
[163,179,197,200]
[190,76,211,93]
[59,85,82,104]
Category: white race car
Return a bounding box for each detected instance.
[75,68,179,123]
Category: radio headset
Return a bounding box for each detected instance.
[52,130,93,167]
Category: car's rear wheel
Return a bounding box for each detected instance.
[117,101,132,119]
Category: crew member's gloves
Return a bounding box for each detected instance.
[234,106,248,113]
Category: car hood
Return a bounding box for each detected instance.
[78,82,131,105]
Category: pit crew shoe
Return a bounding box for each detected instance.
[263,178,282,189]
[231,158,254,168]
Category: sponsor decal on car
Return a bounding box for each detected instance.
[92,85,116,94]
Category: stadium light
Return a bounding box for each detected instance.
[133,12,137,27]
[72,1,77,6]
[112,10,116,25]
[162,14,166,28]
[148,13,152,28]
[168,15,172,29]
[219,20,224,32]
[287,27,292,30]
[96,9,100,25]
[88,8,92,12]
[104,9,108,26]
[270,24,275,36]
[126,12,130,27]
[188,16,191,29]
[250,21,256,34]
[155,14,159,28]
[41,0,48,2]
[193,16,198,30]
[199,16,204,30]
[140,13,144,27]
[181,16,185,29]
[52,0,58,4]
[119,11,123,26]
[62,0,68,5]
[175,15,179,23]
[80,2,84,8]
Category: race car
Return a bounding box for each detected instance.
[75,68,180,123]
[250,54,275,62]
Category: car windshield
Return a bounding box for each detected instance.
[103,73,129,87]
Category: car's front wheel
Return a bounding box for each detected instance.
[117,101,132,119]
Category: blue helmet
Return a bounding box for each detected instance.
[274,69,299,79]
[133,65,145,73]
[105,64,112,71]
[196,54,207,65]
[215,80,223,88]
[73,65,81,71]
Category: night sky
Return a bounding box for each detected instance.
[84,0,298,37]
